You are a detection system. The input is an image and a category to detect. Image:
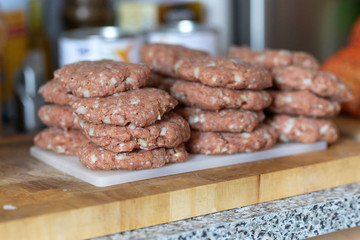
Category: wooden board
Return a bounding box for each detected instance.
[1,139,360,240]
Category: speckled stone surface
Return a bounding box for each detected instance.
[93,182,360,240]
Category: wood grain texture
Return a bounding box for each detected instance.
[1,139,360,240]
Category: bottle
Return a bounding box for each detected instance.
[0,8,6,134]
[63,0,115,30]
[28,0,53,80]
[0,0,29,135]
[13,0,49,134]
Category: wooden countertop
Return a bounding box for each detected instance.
[1,138,360,240]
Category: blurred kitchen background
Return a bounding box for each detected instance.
[0,0,360,137]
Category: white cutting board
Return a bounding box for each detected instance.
[30,142,327,187]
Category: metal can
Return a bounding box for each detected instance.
[147,20,218,56]
[59,27,144,66]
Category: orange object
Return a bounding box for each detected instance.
[322,46,360,117]
[114,44,132,62]
[0,10,6,134]
[349,18,360,46]
[322,18,360,117]
[2,10,28,100]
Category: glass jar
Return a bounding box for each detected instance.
[63,0,115,30]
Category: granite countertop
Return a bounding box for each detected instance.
[94,182,360,240]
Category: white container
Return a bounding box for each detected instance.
[59,27,144,66]
[147,20,218,56]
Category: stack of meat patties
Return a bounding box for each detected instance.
[36,79,90,156]
[35,59,191,170]
[141,43,278,155]
[229,46,353,143]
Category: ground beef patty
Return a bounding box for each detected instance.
[268,114,339,144]
[39,79,79,105]
[140,43,209,77]
[72,88,178,127]
[170,79,271,111]
[79,112,190,153]
[146,73,173,92]
[178,107,265,133]
[187,124,278,155]
[38,105,81,130]
[174,56,272,90]
[79,142,188,170]
[268,90,341,118]
[229,46,319,70]
[272,65,353,102]
[55,60,150,98]
[34,128,89,156]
